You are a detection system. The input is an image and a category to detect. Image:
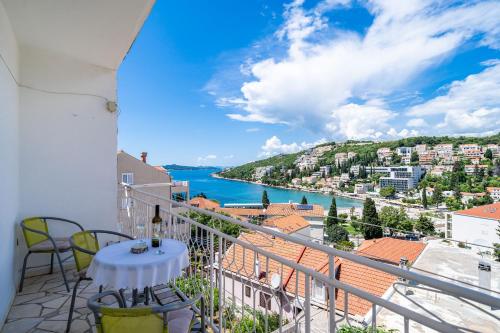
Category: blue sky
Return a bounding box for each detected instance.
[117,0,500,166]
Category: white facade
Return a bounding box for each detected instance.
[0,0,154,324]
[451,214,499,248]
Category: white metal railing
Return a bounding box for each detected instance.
[118,184,500,333]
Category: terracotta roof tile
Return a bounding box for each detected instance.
[265,203,325,218]
[263,215,310,234]
[188,197,220,210]
[356,237,426,264]
[221,232,400,317]
[454,202,500,220]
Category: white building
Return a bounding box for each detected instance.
[451,203,500,248]
[486,187,500,201]
[319,165,331,177]
[396,147,413,156]
[415,144,428,154]
[434,144,453,157]
[0,0,154,324]
[459,143,480,154]
[464,164,487,175]
[377,147,392,161]
[379,166,425,192]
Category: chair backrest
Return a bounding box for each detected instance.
[89,291,202,333]
[22,217,49,248]
[97,307,165,333]
[71,231,100,272]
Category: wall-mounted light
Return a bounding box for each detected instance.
[107,101,118,113]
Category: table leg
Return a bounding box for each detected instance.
[132,289,138,307]
[144,287,149,305]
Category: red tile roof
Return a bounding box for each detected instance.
[263,215,310,234]
[154,166,168,173]
[188,197,220,210]
[454,202,500,221]
[222,232,397,317]
[217,207,264,217]
[356,237,426,264]
[265,203,325,218]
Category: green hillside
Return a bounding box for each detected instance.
[219,134,500,181]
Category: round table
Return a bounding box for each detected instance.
[87,239,189,290]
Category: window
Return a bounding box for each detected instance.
[245,285,251,298]
[259,292,271,310]
[121,173,134,185]
[312,279,325,301]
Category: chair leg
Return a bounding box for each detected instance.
[18,252,31,293]
[49,253,54,274]
[54,250,70,292]
[66,277,82,333]
[119,289,127,308]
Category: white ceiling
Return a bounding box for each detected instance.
[2,0,155,69]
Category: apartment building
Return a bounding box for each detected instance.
[464,164,488,175]
[319,165,331,177]
[486,187,500,201]
[377,147,392,161]
[348,151,357,159]
[118,150,189,204]
[418,150,437,165]
[430,165,453,177]
[434,143,453,157]
[395,147,413,156]
[379,166,425,192]
[459,143,481,154]
[485,144,499,157]
[415,144,428,154]
[463,149,484,159]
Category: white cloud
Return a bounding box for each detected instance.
[216,0,500,139]
[197,154,217,163]
[259,136,327,157]
[326,103,394,139]
[408,61,500,135]
[406,118,428,128]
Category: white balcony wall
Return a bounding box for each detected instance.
[18,46,118,237]
[0,0,155,325]
[0,1,19,324]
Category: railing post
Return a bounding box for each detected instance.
[328,254,336,333]
[210,232,215,328]
[218,238,223,332]
[305,274,311,333]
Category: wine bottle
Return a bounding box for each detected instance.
[151,205,162,248]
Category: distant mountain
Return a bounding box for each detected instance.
[164,164,220,171]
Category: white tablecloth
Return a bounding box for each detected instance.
[87,239,189,290]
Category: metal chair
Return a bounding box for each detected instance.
[88,290,205,333]
[20,217,84,293]
[66,230,133,333]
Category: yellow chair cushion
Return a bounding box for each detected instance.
[23,218,48,248]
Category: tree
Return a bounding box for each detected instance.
[432,187,443,208]
[379,186,396,198]
[485,148,493,160]
[325,197,338,227]
[379,206,400,235]
[421,188,428,209]
[262,190,270,209]
[301,195,308,204]
[411,151,419,163]
[362,198,382,239]
[194,192,207,198]
[326,224,349,244]
[415,215,435,235]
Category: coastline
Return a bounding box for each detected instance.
[211,172,364,203]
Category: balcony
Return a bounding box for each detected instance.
[3,185,499,332]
